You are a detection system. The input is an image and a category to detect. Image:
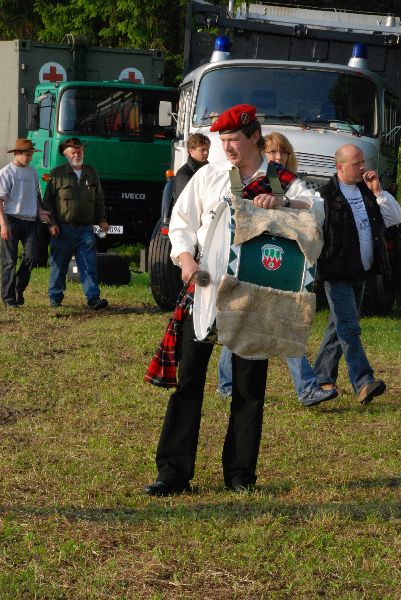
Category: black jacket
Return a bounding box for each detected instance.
[317,174,390,281]
[172,156,208,203]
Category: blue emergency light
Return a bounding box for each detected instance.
[348,43,369,69]
[211,35,232,63]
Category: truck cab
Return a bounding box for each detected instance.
[28,80,178,248]
[148,1,401,312]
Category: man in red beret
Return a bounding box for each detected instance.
[144,104,323,497]
[43,138,109,309]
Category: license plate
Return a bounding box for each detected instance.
[93,225,123,235]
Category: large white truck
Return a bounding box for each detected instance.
[148,0,401,313]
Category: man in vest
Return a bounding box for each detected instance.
[144,104,323,496]
[43,138,109,309]
[314,143,401,403]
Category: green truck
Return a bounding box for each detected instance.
[0,37,178,266]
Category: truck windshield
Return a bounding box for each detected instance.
[194,67,377,136]
[58,87,177,139]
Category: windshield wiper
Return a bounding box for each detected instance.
[265,114,310,129]
[307,118,362,136]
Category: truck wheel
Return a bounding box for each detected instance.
[35,223,50,267]
[149,219,183,310]
[361,273,396,316]
[67,253,131,286]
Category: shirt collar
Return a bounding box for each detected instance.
[223,155,267,180]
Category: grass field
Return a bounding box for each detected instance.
[0,267,400,599]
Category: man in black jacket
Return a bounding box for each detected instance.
[43,138,109,309]
[172,133,210,202]
[314,143,401,404]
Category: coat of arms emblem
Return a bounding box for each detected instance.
[261,243,284,271]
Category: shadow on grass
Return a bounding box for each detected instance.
[0,399,57,426]
[50,304,161,319]
[1,478,400,524]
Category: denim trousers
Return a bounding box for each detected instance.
[314,280,374,393]
[49,224,100,303]
[1,216,38,305]
[156,316,268,488]
[218,346,319,401]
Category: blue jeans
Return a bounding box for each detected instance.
[1,216,38,305]
[49,224,100,303]
[314,280,374,393]
[218,346,319,401]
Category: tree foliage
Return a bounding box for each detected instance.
[1,0,401,82]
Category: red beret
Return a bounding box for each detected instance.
[210,104,257,133]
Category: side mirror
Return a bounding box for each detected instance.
[159,100,172,127]
[27,103,39,131]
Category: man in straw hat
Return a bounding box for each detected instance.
[0,138,48,308]
[144,104,324,496]
[43,137,109,309]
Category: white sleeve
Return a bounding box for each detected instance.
[375,191,401,227]
[286,178,325,226]
[168,171,204,265]
[0,167,11,200]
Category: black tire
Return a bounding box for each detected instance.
[149,219,183,310]
[67,253,131,286]
[34,223,50,267]
[361,273,396,316]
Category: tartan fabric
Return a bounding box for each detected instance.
[144,283,195,388]
[242,162,297,199]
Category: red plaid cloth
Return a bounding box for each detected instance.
[144,283,195,388]
[242,162,297,199]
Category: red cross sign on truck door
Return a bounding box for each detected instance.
[118,67,145,84]
[39,62,67,84]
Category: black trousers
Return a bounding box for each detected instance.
[1,216,38,306]
[156,316,268,487]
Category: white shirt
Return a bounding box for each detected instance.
[169,157,324,265]
[0,162,40,220]
[338,181,401,271]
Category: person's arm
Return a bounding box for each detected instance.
[363,170,401,227]
[37,189,50,224]
[169,170,205,266]
[252,178,324,224]
[42,176,60,236]
[93,176,109,231]
[0,198,10,240]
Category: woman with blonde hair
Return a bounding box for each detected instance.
[264,131,298,173]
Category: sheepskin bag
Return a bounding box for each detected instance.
[216,275,316,360]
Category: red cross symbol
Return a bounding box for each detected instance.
[42,65,64,83]
[124,71,143,84]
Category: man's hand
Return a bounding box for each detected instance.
[0,221,10,240]
[179,252,199,284]
[49,224,60,237]
[253,193,283,209]
[363,171,383,196]
[99,221,109,233]
[38,208,51,223]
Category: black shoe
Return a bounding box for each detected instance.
[87,297,108,310]
[50,299,62,308]
[358,380,386,404]
[227,482,255,494]
[4,302,19,309]
[143,480,190,497]
[16,291,24,306]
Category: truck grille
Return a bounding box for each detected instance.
[101,179,164,244]
[296,153,336,172]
